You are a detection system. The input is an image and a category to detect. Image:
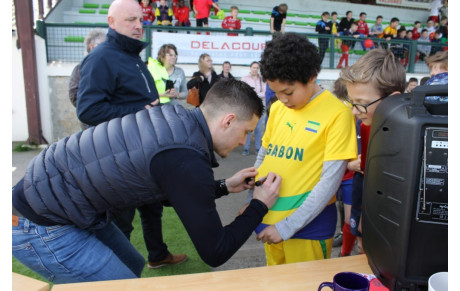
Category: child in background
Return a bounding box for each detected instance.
[240,33,357,265]
[316,11,332,65]
[430,30,444,55]
[405,77,418,93]
[221,6,241,36]
[369,15,383,48]
[140,0,155,25]
[337,22,360,68]
[270,3,288,34]
[332,78,362,257]
[340,49,406,254]
[356,12,369,50]
[412,21,421,40]
[155,0,173,26]
[330,11,341,50]
[390,28,408,66]
[416,29,431,62]
[174,0,191,27]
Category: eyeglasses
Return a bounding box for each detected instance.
[345,95,387,113]
[166,53,177,58]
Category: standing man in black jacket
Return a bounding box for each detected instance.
[76,0,187,270]
[12,79,281,283]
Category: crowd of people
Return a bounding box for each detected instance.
[12,0,448,286]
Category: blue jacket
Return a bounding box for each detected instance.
[77,28,159,126]
[19,105,214,230]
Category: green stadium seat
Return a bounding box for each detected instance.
[64,36,84,42]
[79,9,96,14]
[261,19,270,23]
[252,10,267,15]
[294,21,308,26]
[101,4,111,9]
[296,14,310,18]
[238,9,251,14]
[244,17,259,22]
[285,20,293,25]
[99,10,108,14]
[74,21,92,24]
[210,15,219,19]
[222,8,231,12]
[83,3,99,8]
[311,15,321,19]
[287,13,296,17]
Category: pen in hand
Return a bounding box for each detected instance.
[245,177,267,187]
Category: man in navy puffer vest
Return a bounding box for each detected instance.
[76,0,186,270]
[12,78,281,283]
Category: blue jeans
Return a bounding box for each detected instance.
[244,113,265,152]
[12,218,145,283]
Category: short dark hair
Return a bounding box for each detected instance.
[420,76,430,85]
[346,10,352,15]
[222,61,231,67]
[331,11,337,16]
[415,20,421,25]
[360,12,366,17]
[322,11,330,17]
[260,33,321,84]
[377,15,383,20]
[201,78,264,119]
[421,29,428,33]
[408,77,418,84]
[391,17,399,23]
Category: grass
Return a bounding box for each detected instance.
[12,207,210,284]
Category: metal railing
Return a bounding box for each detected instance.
[35,20,447,74]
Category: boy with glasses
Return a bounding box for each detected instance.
[339,49,406,253]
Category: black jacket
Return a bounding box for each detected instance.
[76,28,159,126]
[187,71,219,104]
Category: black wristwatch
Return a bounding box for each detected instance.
[219,179,229,196]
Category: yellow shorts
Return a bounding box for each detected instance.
[265,238,333,266]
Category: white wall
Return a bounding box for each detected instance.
[12,33,29,142]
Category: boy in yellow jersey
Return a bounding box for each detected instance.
[239,33,357,265]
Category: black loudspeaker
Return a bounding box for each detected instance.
[362,85,448,291]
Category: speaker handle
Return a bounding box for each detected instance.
[411,84,448,105]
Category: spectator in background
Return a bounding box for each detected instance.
[147,44,182,105]
[369,15,383,48]
[379,17,399,49]
[140,0,155,25]
[338,11,354,33]
[405,77,418,93]
[430,30,444,55]
[412,21,421,40]
[356,12,369,50]
[193,0,220,28]
[241,61,266,156]
[437,16,448,39]
[155,0,173,26]
[429,0,442,24]
[218,61,235,79]
[174,0,191,27]
[221,6,241,36]
[68,29,106,130]
[416,29,431,62]
[164,44,189,105]
[390,28,408,66]
[420,76,431,85]
[439,0,448,20]
[337,22,360,68]
[424,50,448,104]
[187,53,219,105]
[330,11,341,49]
[403,30,413,67]
[316,11,332,65]
[426,19,436,35]
[270,3,288,34]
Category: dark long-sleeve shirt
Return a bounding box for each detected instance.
[150,148,268,266]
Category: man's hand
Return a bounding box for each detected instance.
[144,98,160,109]
[226,167,258,193]
[253,172,281,209]
[257,225,283,244]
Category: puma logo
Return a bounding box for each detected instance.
[286,122,296,133]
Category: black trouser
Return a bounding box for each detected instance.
[318,37,329,64]
[112,201,169,263]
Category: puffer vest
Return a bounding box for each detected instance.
[23,105,214,229]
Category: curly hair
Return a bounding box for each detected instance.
[260,33,321,84]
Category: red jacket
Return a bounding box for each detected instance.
[140,4,155,23]
[412,28,421,40]
[356,20,369,36]
[222,16,241,36]
[174,6,190,23]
